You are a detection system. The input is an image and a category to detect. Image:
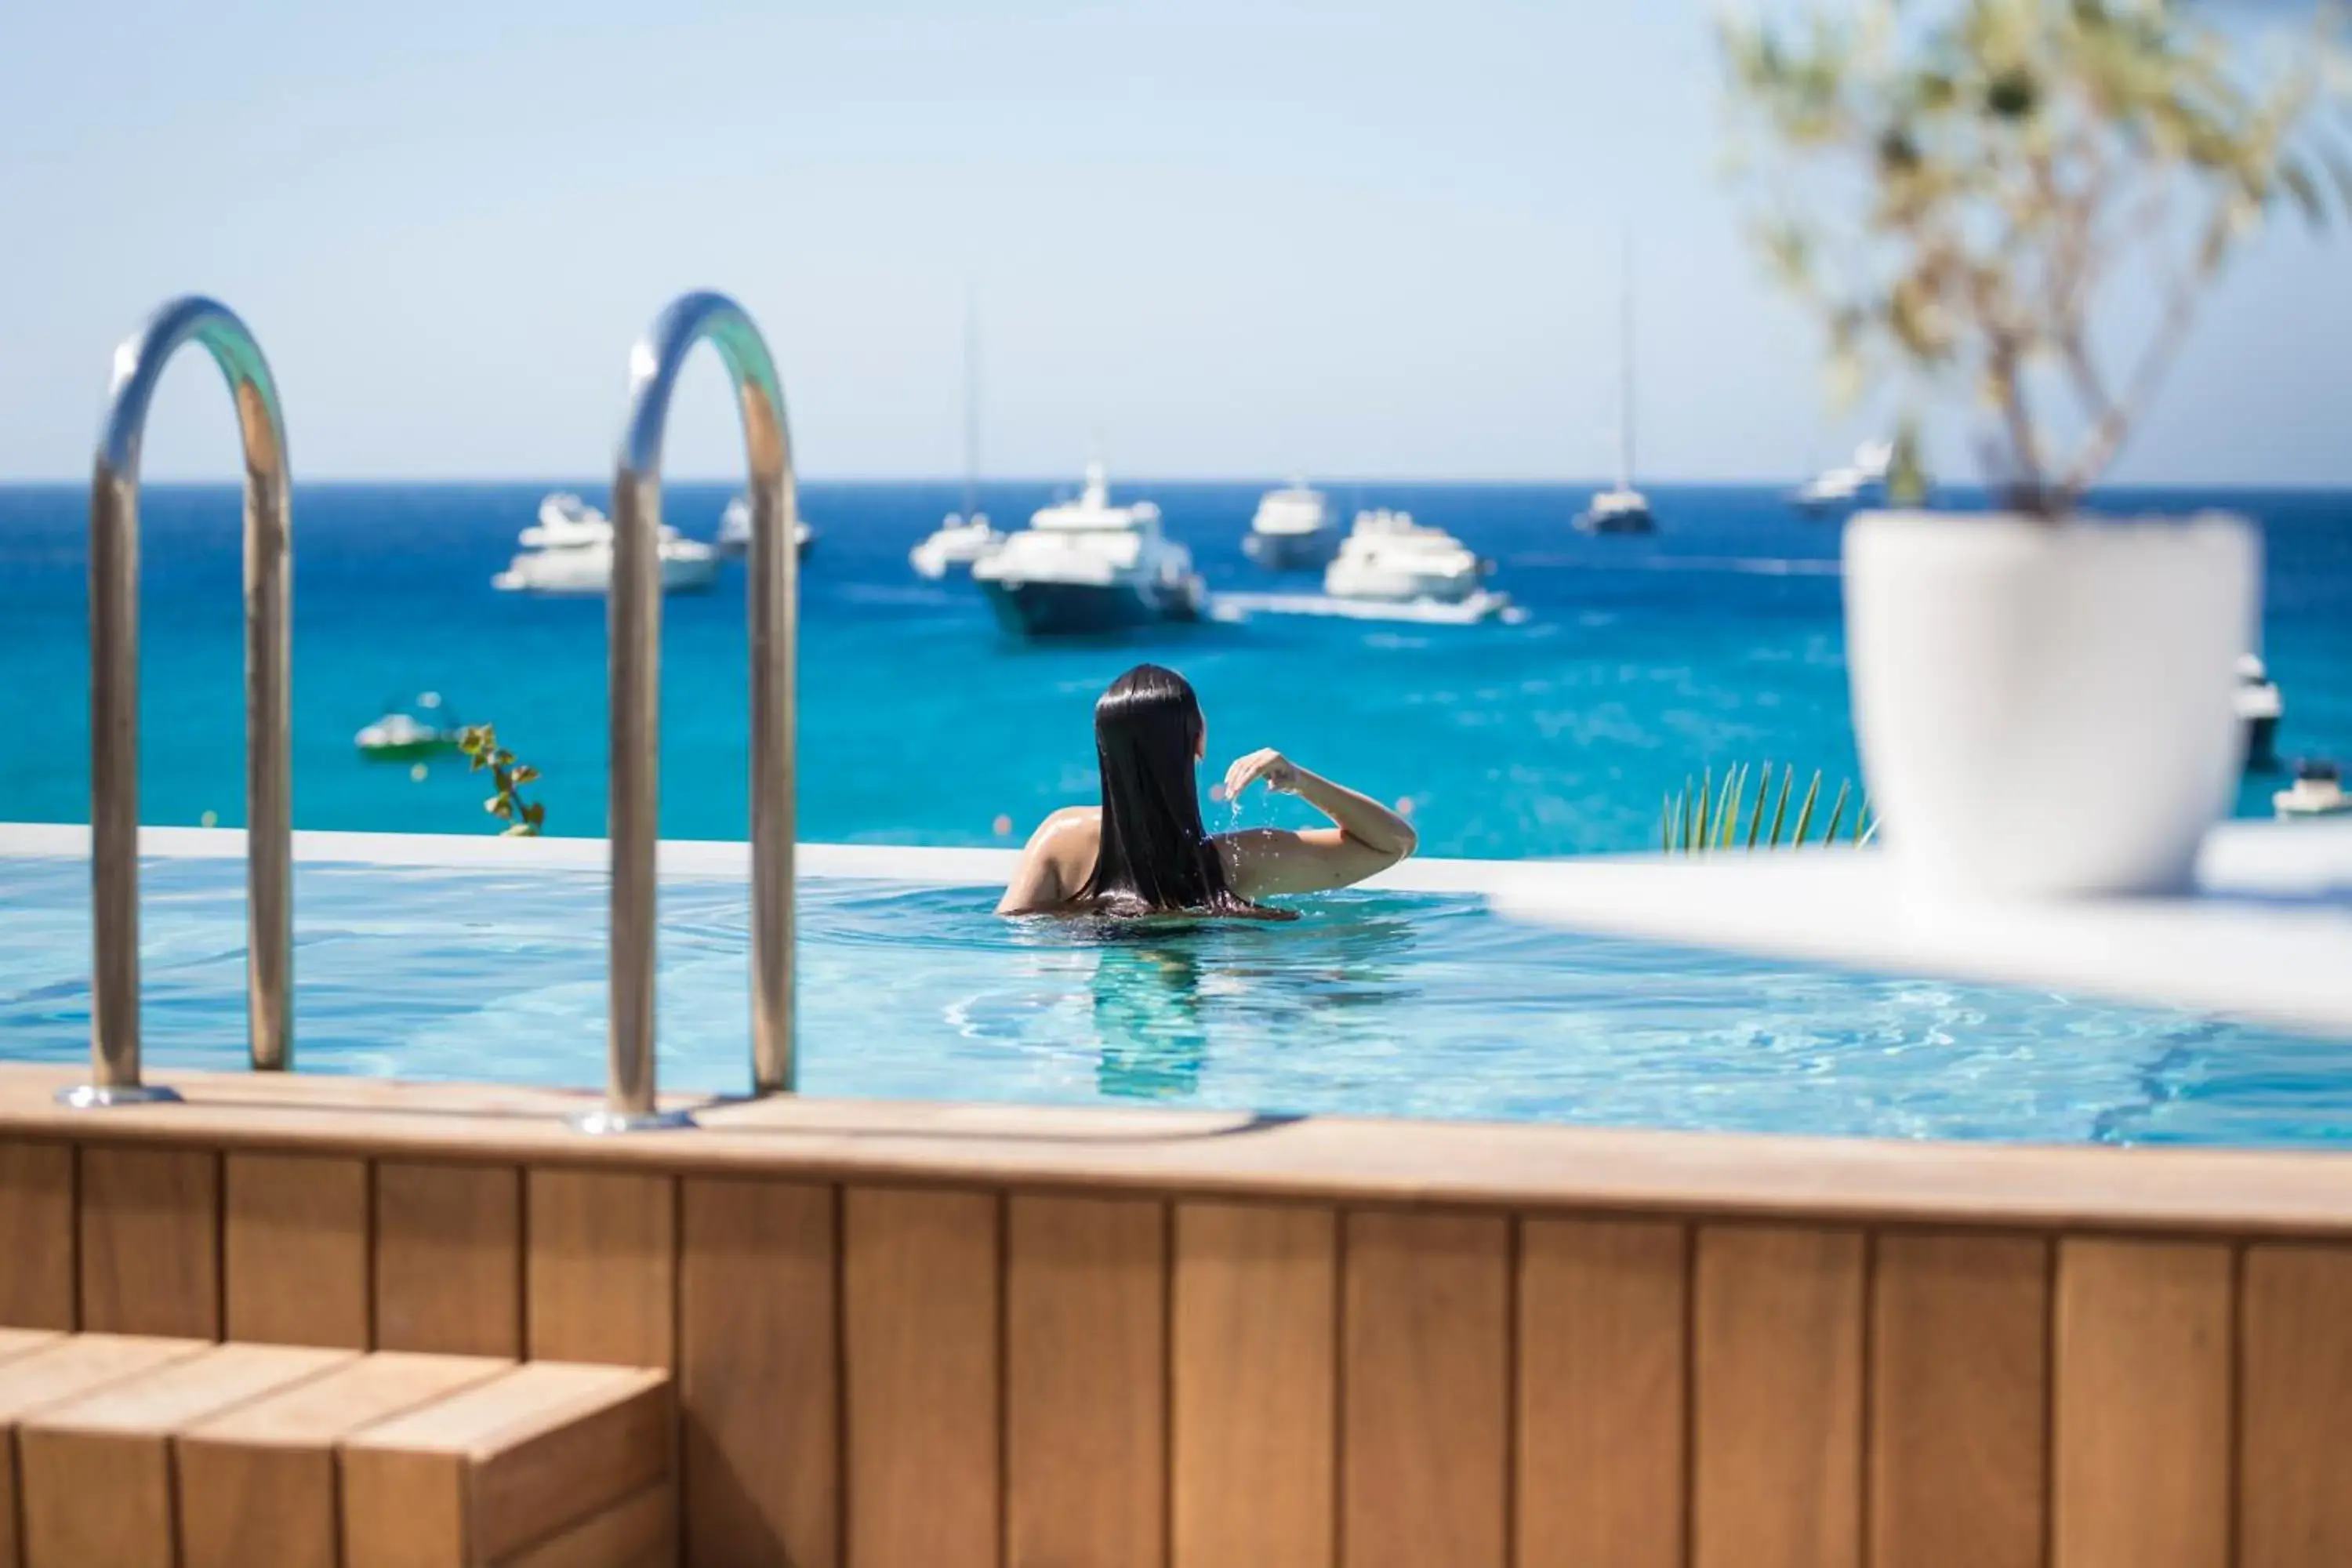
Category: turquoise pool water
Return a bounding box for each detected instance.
[2,854,2345,1147]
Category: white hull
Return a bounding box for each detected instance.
[1323,561,1484,604]
[495,546,720,596]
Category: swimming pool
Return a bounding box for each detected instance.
[3,848,2345,1148]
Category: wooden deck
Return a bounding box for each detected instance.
[2,1062,2349,1566]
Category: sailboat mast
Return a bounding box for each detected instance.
[1617,231,1635,495]
[960,280,981,521]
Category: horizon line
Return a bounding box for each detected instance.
[5,474,2351,495]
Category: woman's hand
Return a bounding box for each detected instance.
[1220,747,1301,800]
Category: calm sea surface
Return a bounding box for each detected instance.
[2,481,2347,855]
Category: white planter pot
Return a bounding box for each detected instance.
[1844,510,2257,898]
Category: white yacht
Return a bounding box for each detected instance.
[2237,653,2284,772]
[1791,441,1895,516]
[2275,759,2349,818]
[1323,509,1494,605]
[495,492,720,596]
[1575,238,1657,535]
[715,496,815,561]
[1243,481,1339,571]
[911,511,1000,580]
[972,460,1204,636]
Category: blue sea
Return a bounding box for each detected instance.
[2,481,2348,856]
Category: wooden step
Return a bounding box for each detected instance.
[0,1339,673,1568]
[16,1341,357,1568]
[0,1334,212,1568]
[178,1352,515,1568]
[340,1361,673,1568]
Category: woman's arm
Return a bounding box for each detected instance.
[1214,750,1418,899]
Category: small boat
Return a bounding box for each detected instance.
[1575,236,1657,535]
[2237,653,2284,772]
[1243,481,1340,571]
[911,511,1000,580]
[912,285,999,582]
[1791,441,1895,516]
[356,693,463,761]
[715,496,815,561]
[2274,759,2350,818]
[972,460,1205,636]
[1574,485,1656,535]
[1324,509,1497,606]
[495,493,720,595]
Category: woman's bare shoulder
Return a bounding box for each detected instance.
[996,808,1102,914]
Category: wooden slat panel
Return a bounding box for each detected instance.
[1870,1232,2047,1568]
[1171,1200,1336,1568]
[343,1362,672,1568]
[1517,1217,1686,1568]
[1341,1209,1510,1568]
[0,1143,74,1330]
[2240,1243,2352,1568]
[2053,1237,2231,1568]
[843,1185,1000,1568]
[1692,1225,1864,1568]
[78,1145,220,1338]
[17,1343,353,1568]
[176,1352,512,1568]
[376,1160,522,1357]
[224,1152,369,1348]
[1007,1193,1167,1568]
[528,1168,675,1367]
[679,1177,839,1568]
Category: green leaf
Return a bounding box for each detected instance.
[1821,779,1852,846]
[1793,771,1823,846]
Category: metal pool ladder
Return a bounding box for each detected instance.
[64,289,798,1130]
[588,290,800,1132]
[65,296,294,1107]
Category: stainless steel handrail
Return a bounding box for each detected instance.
[578,290,797,1134]
[65,296,294,1109]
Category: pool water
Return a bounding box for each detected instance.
[3,854,2346,1148]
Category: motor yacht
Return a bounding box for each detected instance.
[1243,481,1339,571]
[715,496,814,561]
[1323,510,1494,604]
[1791,441,1895,516]
[2237,653,2284,772]
[2275,759,2349,818]
[972,461,1204,635]
[495,492,719,595]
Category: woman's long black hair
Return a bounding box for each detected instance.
[1078,665,1283,918]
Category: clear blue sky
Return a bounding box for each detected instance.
[2,0,2346,485]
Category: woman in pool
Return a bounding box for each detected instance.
[997,663,1417,916]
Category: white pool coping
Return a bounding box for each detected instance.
[3,818,2349,1037]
